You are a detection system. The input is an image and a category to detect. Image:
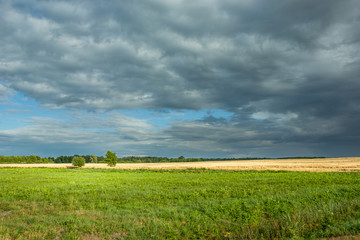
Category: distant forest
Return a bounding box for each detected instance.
[0,155,325,164]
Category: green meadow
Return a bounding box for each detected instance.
[0,168,359,239]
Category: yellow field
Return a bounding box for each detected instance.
[1,157,360,172]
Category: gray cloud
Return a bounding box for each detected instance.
[0,82,14,100]
[0,84,9,98]
[0,113,157,156]
[1,0,360,157]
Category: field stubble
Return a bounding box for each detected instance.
[1,157,360,172]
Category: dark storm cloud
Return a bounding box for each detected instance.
[1,0,360,156]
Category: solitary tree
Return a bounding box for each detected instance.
[72,156,85,167]
[105,151,117,167]
[90,154,98,163]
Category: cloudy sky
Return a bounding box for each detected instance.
[1,0,360,158]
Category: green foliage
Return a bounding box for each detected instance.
[0,155,54,164]
[0,169,359,239]
[54,155,101,163]
[71,156,85,167]
[90,155,98,163]
[118,156,202,163]
[104,150,117,167]
[97,156,105,163]
[55,155,73,163]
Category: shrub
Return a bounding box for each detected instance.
[72,156,85,167]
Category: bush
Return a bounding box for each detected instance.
[72,156,85,167]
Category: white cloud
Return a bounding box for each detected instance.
[251,111,298,122]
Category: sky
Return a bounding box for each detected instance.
[1,0,360,158]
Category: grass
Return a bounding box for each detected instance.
[0,168,359,239]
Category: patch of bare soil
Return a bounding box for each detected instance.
[1,157,360,172]
[0,210,12,217]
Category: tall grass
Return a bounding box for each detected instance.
[0,168,359,239]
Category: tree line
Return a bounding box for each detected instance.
[0,155,206,164]
[0,155,54,164]
[0,154,325,164]
[0,155,103,164]
[54,155,103,163]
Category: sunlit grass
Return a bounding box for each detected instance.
[0,168,359,239]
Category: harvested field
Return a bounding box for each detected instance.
[1,157,360,172]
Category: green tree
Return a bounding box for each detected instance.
[28,155,41,163]
[90,155,98,163]
[105,151,117,167]
[72,156,85,167]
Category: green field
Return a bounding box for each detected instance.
[0,168,359,239]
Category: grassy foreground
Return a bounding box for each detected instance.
[0,168,359,239]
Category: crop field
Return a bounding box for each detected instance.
[1,157,360,172]
[0,168,360,239]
